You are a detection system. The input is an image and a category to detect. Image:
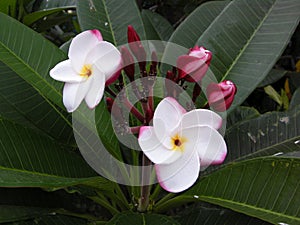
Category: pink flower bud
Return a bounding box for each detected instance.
[121,46,135,81]
[206,80,237,111]
[127,25,146,62]
[176,46,212,82]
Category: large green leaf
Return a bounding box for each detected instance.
[0,12,66,109]
[141,10,174,41]
[107,211,180,225]
[197,0,300,113]
[224,105,300,163]
[226,106,260,128]
[76,0,146,46]
[176,205,271,225]
[164,1,229,50]
[0,117,96,185]
[163,0,300,113]
[159,157,300,225]
[0,61,74,145]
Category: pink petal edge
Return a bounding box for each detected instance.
[90,29,103,41]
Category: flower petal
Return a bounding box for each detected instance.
[138,126,181,164]
[63,79,91,112]
[153,97,186,148]
[198,128,227,167]
[84,67,105,109]
[68,30,102,73]
[181,126,227,167]
[86,42,122,81]
[155,151,200,193]
[180,109,222,130]
[177,55,206,80]
[50,60,85,83]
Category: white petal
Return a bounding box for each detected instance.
[63,79,91,112]
[180,109,222,130]
[153,97,186,148]
[68,30,101,73]
[197,128,227,167]
[155,151,200,193]
[138,126,181,164]
[86,42,122,81]
[84,67,105,109]
[181,125,227,167]
[50,60,86,83]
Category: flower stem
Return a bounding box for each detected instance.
[137,154,152,212]
[123,95,145,123]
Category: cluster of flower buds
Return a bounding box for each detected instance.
[164,43,237,112]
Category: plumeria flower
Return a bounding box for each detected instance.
[176,46,212,82]
[138,97,227,193]
[206,80,237,112]
[50,30,122,112]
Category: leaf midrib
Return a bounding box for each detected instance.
[101,0,117,45]
[208,0,277,82]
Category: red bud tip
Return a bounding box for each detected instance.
[127,25,146,63]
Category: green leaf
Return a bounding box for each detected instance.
[2,213,89,225]
[0,206,52,223]
[95,100,122,160]
[76,0,146,46]
[141,10,174,41]
[23,6,76,26]
[0,0,17,17]
[107,211,181,225]
[163,0,300,113]
[176,205,271,225]
[258,69,287,88]
[0,117,97,186]
[264,85,282,106]
[35,0,76,10]
[164,1,229,51]
[0,12,66,109]
[174,157,300,225]
[224,105,300,163]
[0,167,106,188]
[196,0,300,113]
[290,87,300,109]
[0,61,74,145]
[226,106,260,128]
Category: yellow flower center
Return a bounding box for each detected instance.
[80,64,92,77]
[171,134,187,152]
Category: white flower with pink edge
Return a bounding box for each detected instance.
[50,30,122,112]
[138,97,227,193]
